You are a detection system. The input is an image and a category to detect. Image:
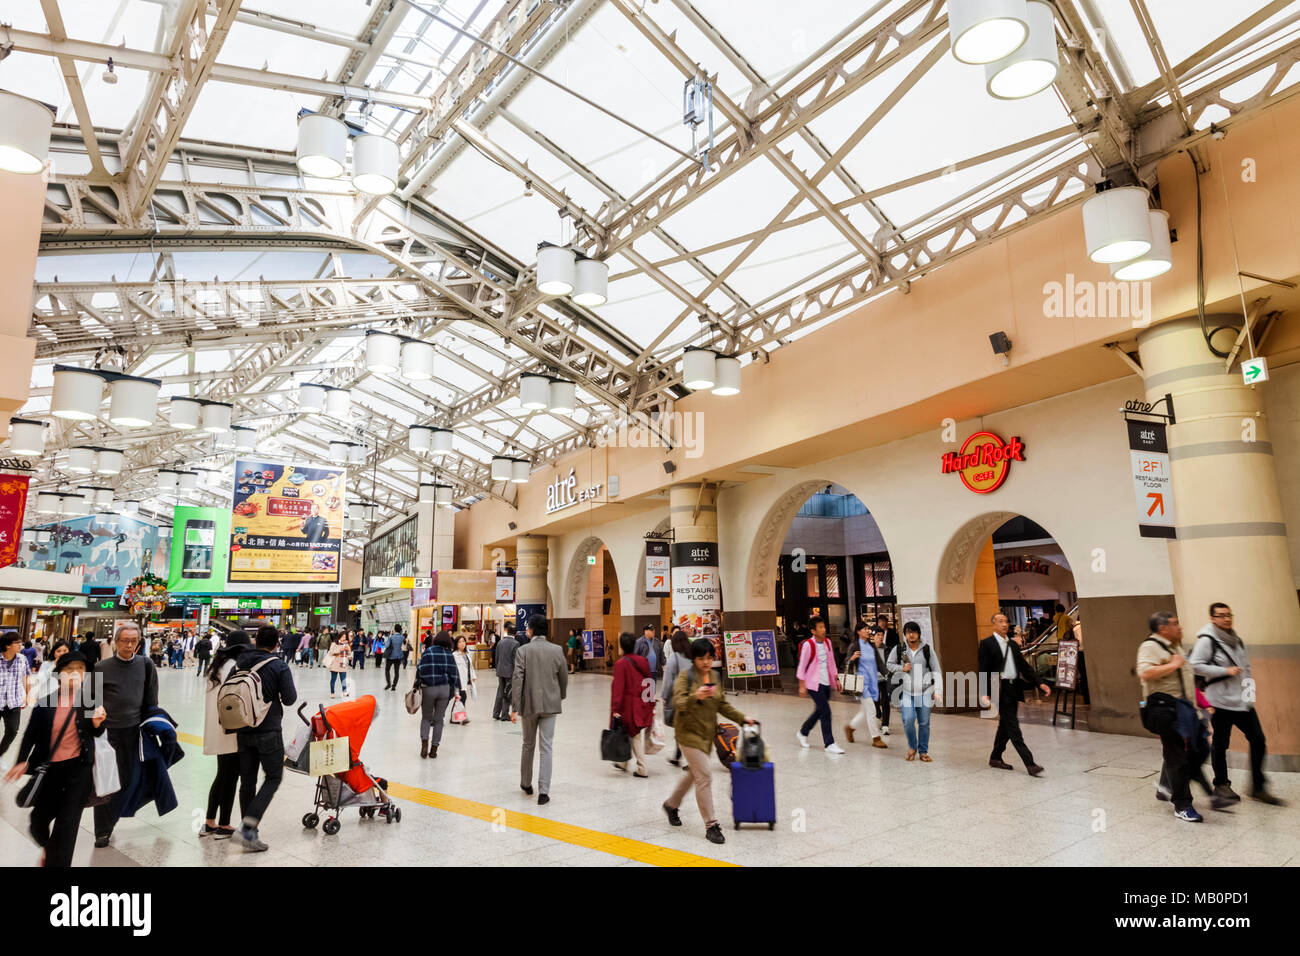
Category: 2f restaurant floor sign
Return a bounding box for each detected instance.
[1128,420,1176,538]
[940,431,1025,493]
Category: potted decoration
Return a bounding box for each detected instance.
[124,572,168,617]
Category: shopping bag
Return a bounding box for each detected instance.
[404,682,422,715]
[601,718,632,762]
[645,706,666,755]
[469,681,478,702]
[450,698,469,724]
[285,722,310,762]
[92,735,121,798]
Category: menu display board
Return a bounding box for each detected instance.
[227,459,344,591]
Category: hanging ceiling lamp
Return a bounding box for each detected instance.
[63,491,89,514]
[66,446,97,474]
[948,0,1030,65]
[108,374,161,428]
[1112,210,1173,281]
[36,492,60,514]
[328,440,350,460]
[572,256,609,306]
[156,469,179,492]
[123,499,140,514]
[296,113,347,179]
[364,330,401,373]
[352,133,399,195]
[418,482,436,504]
[298,382,326,412]
[548,380,576,415]
[400,339,435,381]
[8,418,45,456]
[0,91,55,174]
[170,397,201,429]
[50,366,105,421]
[93,487,114,508]
[511,459,530,484]
[324,387,351,419]
[430,427,453,457]
[682,347,717,390]
[232,426,257,453]
[536,243,576,296]
[491,457,512,482]
[435,483,454,508]
[177,471,198,491]
[1081,185,1153,264]
[985,1,1058,98]
[408,425,433,453]
[200,400,232,434]
[348,443,366,465]
[94,448,124,476]
[712,355,741,396]
[519,374,550,410]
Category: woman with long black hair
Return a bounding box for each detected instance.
[200,630,250,839]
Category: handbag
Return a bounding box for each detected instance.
[601,717,632,762]
[92,735,120,798]
[842,660,864,695]
[404,680,422,716]
[16,708,76,809]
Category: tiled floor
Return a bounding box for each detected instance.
[1,662,1296,867]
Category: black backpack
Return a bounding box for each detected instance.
[1192,633,1234,691]
[890,643,932,685]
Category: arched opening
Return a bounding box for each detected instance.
[559,536,621,670]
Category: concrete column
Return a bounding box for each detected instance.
[669,482,722,636]
[1137,317,1300,767]
[515,534,550,635]
[0,166,44,428]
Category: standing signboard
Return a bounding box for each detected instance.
[1056,640,1079,690]
[645,540,670,599]
[751,630,779,677]
[723,631,757,677]
[1127,420,1175,538]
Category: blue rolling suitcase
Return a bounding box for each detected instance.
[729,761,776,830]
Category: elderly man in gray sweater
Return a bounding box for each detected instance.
[510,615,567,805]
[1190,602,1284,806]
[492,629,519,721]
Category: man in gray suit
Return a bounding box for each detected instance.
[510,615,567,805]
[493,628,519,721]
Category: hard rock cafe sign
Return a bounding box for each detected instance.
[940,431,1025,494]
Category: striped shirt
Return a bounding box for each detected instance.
[0,653,30,709]
[417,645,462,694]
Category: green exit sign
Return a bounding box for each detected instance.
[313,606,331,615]
[587,555,596,565]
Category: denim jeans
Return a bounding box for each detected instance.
[900,694,932,754]
[329,671,348,694]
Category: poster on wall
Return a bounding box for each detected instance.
[645,540,670,599]
[670,541,721,638]
[227,458,345,591]
[582,628,606,660]
[898,606,934,648]
[167,506,232,593]
[0,474,30,570]
[362,516,418,594]
[516,603,545,634]
[30,512,163,594]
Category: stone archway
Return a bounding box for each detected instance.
[745,479,829,602]
[563,535,606,613]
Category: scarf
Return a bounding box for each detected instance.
[1203,622,1242,651]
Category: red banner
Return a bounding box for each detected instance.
[0,474,31,570]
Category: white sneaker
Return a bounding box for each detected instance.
[826,743,846,755]
[881,726,890,736]
[796,732,809,748]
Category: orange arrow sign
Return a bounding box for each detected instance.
[1146,492,1165,516]
[652,575,665,588]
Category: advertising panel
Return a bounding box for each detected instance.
[0,474,30,570]
[28,513,166,593]
[362,516,418,593]
[1127,420,1175,538]
[670,541,721,638]
[645,539,670,598]
[167,506,232,594]
[227,458,344,591]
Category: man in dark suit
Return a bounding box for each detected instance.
[979,611,1050,776]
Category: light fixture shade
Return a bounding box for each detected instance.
[435,483,453,507]
[418,481,436,504]
[1081,186,1153,264]
[430,428,453,456]
[123,500,140,514]
[0,91,54,174]
[984,1,1058,98]
[511,459,530,483]
[200,401,232,434]
[548,380,576,415]
[1112,210,1173,281]
[519,374,550,410]
[400,339,435,380]
[178,471,198,491]
[491,457,512,481]
[51,367,104,421]
[536,244,576,296]
[298,382,326,412]
[948,0,1030,65]
[95,449,124,475]
[35,529,52,543]
[408,425,433,453]
[712,355,741,396]
[362,503,377,522]
[325,388,351,419]
[66,446,97,474]
[296,113,347,179]
[682,348,717,390]
[232,426,257,452]
[9,419,44,456]
[36,492,60,514]
[364,331,401,373]
[108,377,160,428]
[156,469,178,492]
[348,443,366,465]
[170,397,201,429]
[63,492,88,514]
[572,257,609,306]
[329,440,350,460]
[94,487,113,508]
[352,134,399,195]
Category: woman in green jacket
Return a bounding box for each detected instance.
[662,638,755,845]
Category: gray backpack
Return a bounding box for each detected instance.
[217,658,274,731]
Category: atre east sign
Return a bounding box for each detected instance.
[940,431,1025,494]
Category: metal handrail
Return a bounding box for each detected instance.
[1023,603,1079,655]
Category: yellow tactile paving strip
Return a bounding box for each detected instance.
[176,731,736,867]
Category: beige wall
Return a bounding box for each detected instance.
[0,168,43,428]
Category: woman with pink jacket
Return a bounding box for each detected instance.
[796,616,845,754]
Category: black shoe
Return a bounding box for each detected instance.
[705,823,725,845]
[420,741,428,758]
[1213,784,1241,804]
[1027,764,1045,777]
[988,758,1013,770]
[537,794,550,805]
[663,803,682,827]
[521,784,533,796]
[1251,790,1286,806]
[94,834,110,849]
[1156,785,1172,802]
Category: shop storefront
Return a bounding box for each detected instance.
[0,576,90,643]
[411,570,511,670]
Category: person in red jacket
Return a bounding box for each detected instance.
[610,632,656,777]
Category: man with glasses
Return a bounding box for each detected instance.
[1190,603,1285,806]
[93,623,158,848]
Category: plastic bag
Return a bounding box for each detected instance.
[93,736,121,798]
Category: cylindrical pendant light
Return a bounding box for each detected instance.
[66,446,97,474]
[948,0,1030,65]
[156,469,178,492]
[298,382,326,412]
[178,471,198,491]
[232,426,257,452]
[35,528,52,544]
[50,367,104,421]
[548,380,576,415]
[519,374,550,410]
[418,481,436,504]
[408,425,433,453]
[36,492,60,514]
[8,418,45,455]
[329,440,350,460]
[364,330,401,373]
[536,243,576,296]
[435,483,453,507]
[94,487,113,508]
[572,257,609,306]
[1112,210,1173,281]
[95,448,124,475]
[682,348,717,390]
[108,376,160,428]
[200,401,232,434]
[0,91,55,175]
[63,491,88,514]
[1081,185,1152,264]
[400,339,435,381]
[170,396,201,429]
[712,355,741,396]
[362,503,377,523]
[352,134,399,195]
[984,1,1058,99]
[348,443,366,465]
[296,113,347,179]
[325,387,351,419]
[511,459,530,484]
[491,457,512,482]
[430,428,453,456]
[123,500,140,514]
